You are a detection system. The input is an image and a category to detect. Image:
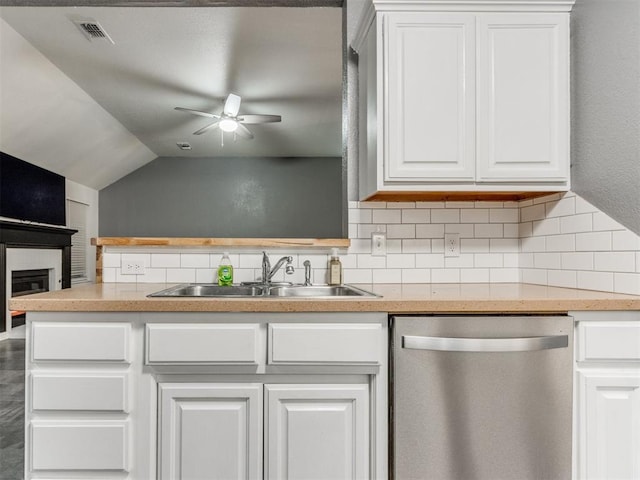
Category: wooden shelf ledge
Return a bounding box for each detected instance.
[91,237,350,248]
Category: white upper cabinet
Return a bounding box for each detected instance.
[353,0,574,201]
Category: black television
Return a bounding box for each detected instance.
[0,152,66,226]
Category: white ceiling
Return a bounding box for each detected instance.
[0,6,342,162]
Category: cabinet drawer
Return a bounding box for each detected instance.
[578,321,640,361]
[31,374,128,412]
[30,421,128,471]
[32,322,130,362]
[268,323,382,365]
[146,323,261,365]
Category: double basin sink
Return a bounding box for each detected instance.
[148,283,378,298]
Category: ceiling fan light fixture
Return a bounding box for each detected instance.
[219,118,238,132]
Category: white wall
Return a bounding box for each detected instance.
[0,18,156,190]
[66,179,98,283]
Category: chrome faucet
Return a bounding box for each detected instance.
[261,251,294,286]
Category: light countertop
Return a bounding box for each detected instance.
[10,282,640,313]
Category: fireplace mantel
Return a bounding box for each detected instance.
[0,220,77,337]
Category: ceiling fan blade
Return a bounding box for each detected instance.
[223,93,242,117]
[175,107,219,119]
[235,123,254,140]
[238,114,282,124]
[193,121,221,135]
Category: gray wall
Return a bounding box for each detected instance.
[99,156,343,238]
[571,0,640,235]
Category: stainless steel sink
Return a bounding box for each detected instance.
[267,285,378,298]
[148,283,378,298]
[147,284,266,297]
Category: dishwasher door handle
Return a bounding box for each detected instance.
[402,334,569,352]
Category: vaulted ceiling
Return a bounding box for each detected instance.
[0,5,342,188]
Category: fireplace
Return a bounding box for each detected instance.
[10,269,50,328]
[1,220,76,339]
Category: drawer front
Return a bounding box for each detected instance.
[30,421,128,471]
[146,323,260,365]
[268,323,382,365]
[32,374,128,412]
[578,321,640,361]
[32,322,130,362]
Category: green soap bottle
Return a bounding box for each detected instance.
[217,252,233,286]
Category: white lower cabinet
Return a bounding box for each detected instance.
[158,383,263,480]
[265,384,369,480]
[573,311,640,480]
[158,383,370,480]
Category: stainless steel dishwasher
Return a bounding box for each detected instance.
[390,315,573,480]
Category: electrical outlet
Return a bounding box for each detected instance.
[371,232,387,256]
[122,261,145,275]
[444,233,460,257]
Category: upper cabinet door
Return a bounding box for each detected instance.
[384,13,476,183]
[476,14,569,183]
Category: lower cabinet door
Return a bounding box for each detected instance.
[158,383,262,480]
[265,384,369,480]
[578,370,640,479]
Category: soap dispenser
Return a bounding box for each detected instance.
[217,252,233,286]
[328,248,342,285]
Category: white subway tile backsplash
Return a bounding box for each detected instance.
[545,234,575,252]
[401,209,430,223]
[349,208,372,224]
[561,253,594,271]
[432,209,460,223]
[181,254,210,268]
[461,268,489,283]
[372,209,401,224]
[195,269,216,284]
[503,253,519,268]
[521,204,546,222]
[461,239,490,253]
[102,268,116,283]
[416,224,445,239]
[415,201,444,208]
[432,239,445,253]
[387,224,416,239]
[394,202,416,209]
[519,253,534,268]
[349,239,372,254]
[138,269,167,283]
[402,239,431,253]
[360,201,386,209]
[560,214,593,234]
[576,232,612,251]
[402,269,431,283]
[575,196,598,214]
[547,270,577,288]
[416,254,445,268]
[490,239,519,253]
[577,271,614,292]
[358,224,386,239]
[373,269,402,283]
[490,208,519,223]
[387,254,416,269]
[239,254,263,269]
[343,269,372,283]
[503,224,519,238]
[102,253,121,268]
[534,193,561,204]
[461,209,489,223]
[475,253,503,268]
[613,273,640,295]
[534,253,561,270]
[592,212,625,231]
[594,252,636,273]
[445,254,475,268]
[545,197,575,218]
[445,224,474,238]
[522,268,547,285]
[474,224,503,238]
[121,253,150,267]
[357,254,386,269]
[387,239,403,254]
[612,231,640,251]
[489,268,519,283]
[432,269,460,283]
[446,201,474,208]
[166,268,196,283]
[532,218,560,236]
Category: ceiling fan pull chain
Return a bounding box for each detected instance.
[220,129,224,147]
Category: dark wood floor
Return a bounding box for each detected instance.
[0,339,25,480]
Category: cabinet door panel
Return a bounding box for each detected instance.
[265,384,369,480]
[159,383,262,480]
[384,13,475,182]
[578,371,640,479]
[477,14,569,182]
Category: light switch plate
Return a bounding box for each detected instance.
[371,232,387,256]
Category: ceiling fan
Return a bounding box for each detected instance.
[175,93,281,142]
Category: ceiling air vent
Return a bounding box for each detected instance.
[73,20,115,44]
[177,142,192,151]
